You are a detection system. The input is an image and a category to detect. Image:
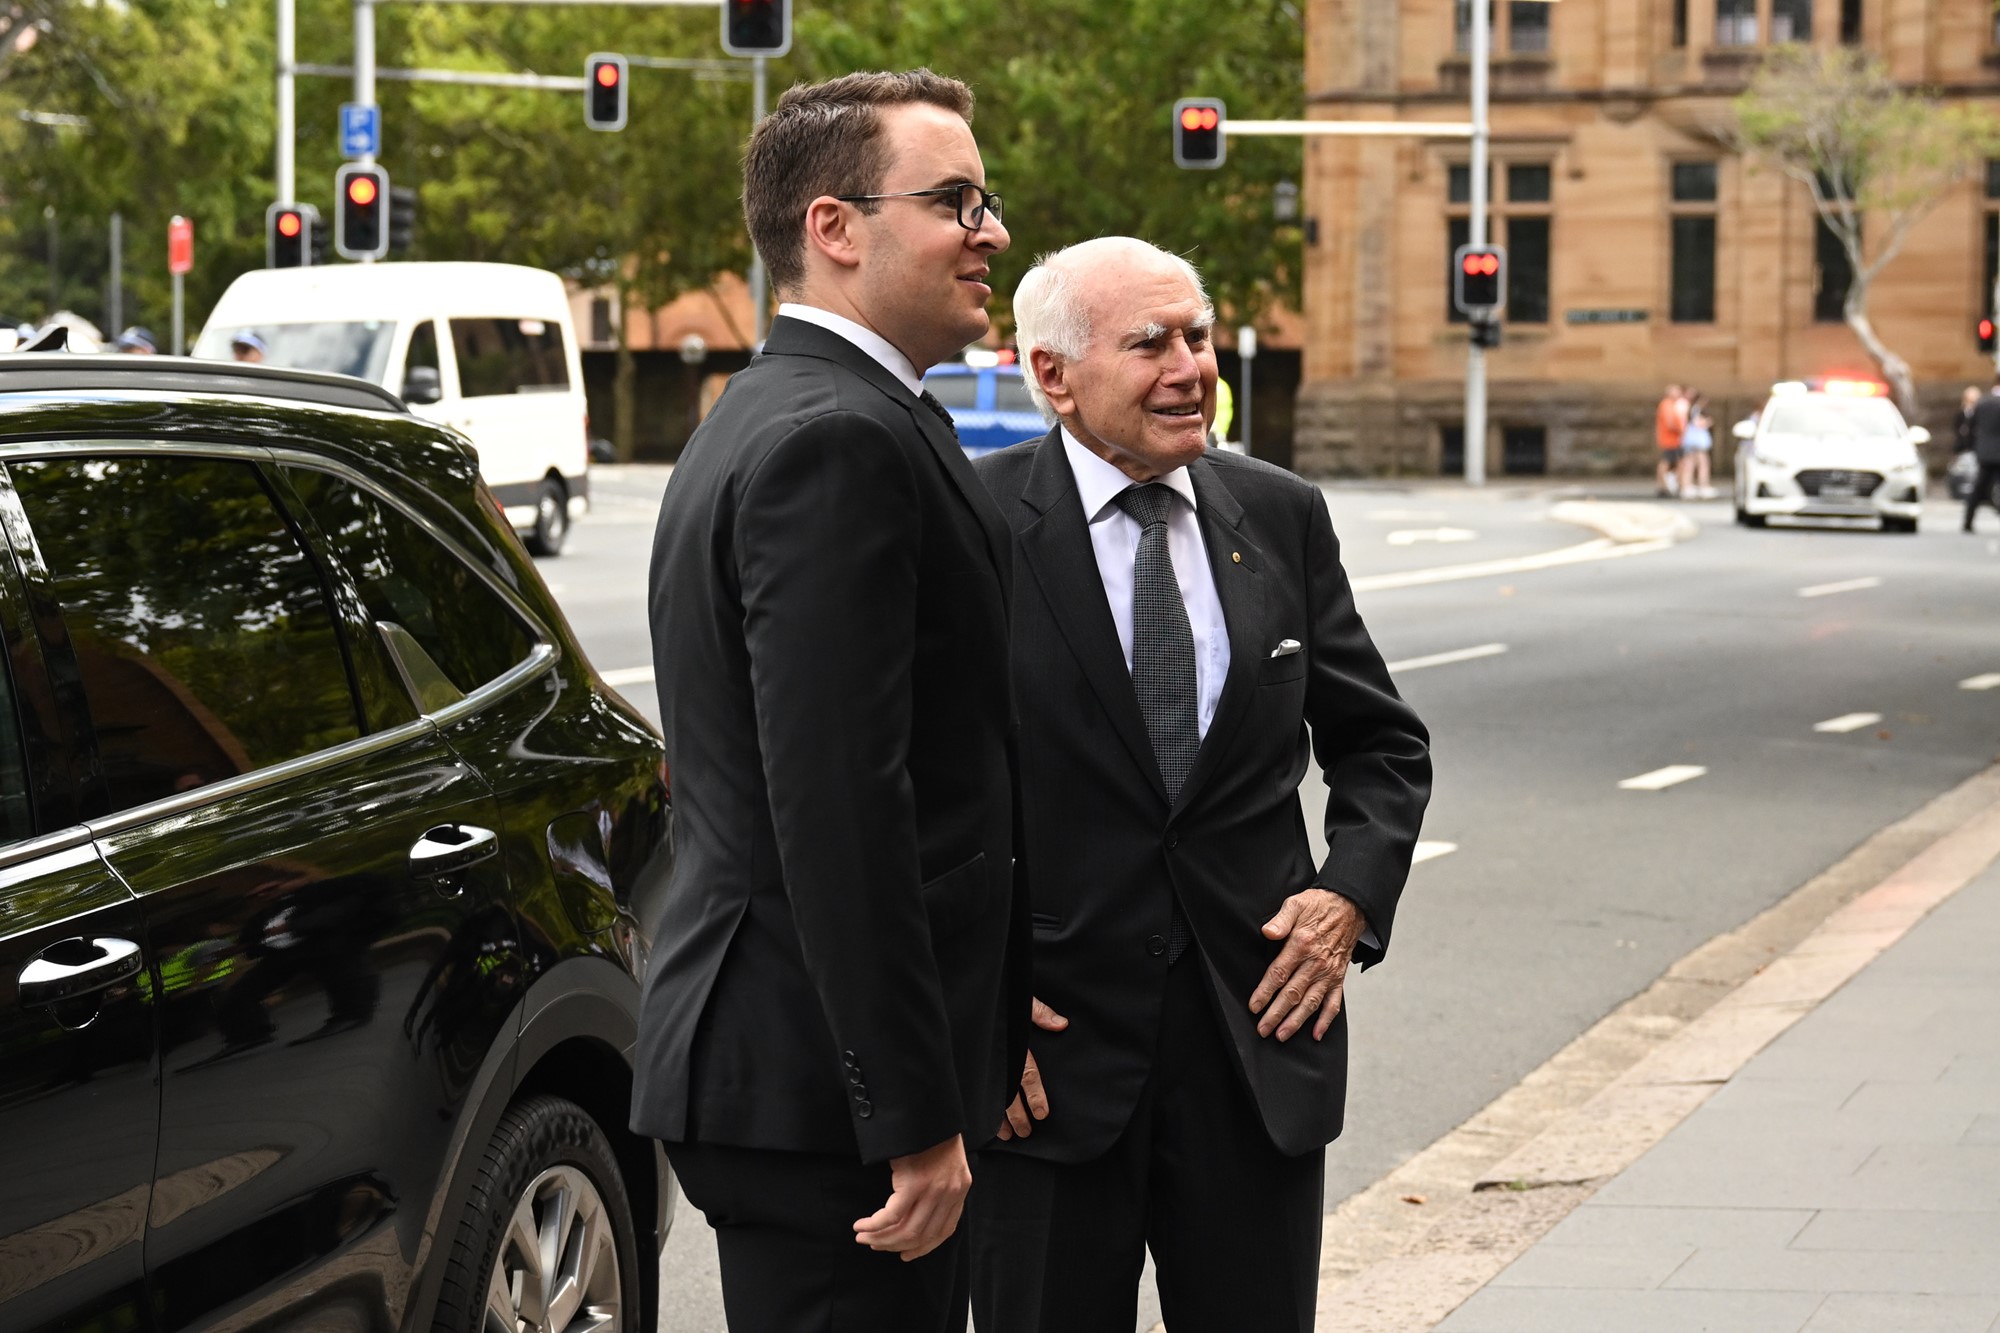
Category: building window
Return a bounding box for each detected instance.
[590,296,614,346]
[1509,1,1551,53]
[1670,162,1719,324]
[1815,216,1856,323]
[1771,0,1813,41]
[1716,0,1758,45]
[1445,160,1553,324]
[1982,162,2000,313]
[1673,0,1689,46]
[1840,0,1862,43]
[1503,426,1547,476]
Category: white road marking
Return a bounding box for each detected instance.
[1797,576,1883,598]
[1618,765,1707,792]
[601,666,656,687]
[1365,508,1450,522]
[1387,643,1509,673]
[1412,841,1458,865]
[1814,712,1883,734]
[1349,537,1674,594]
[1386,527,1479,547]
[1960,673,2000,691]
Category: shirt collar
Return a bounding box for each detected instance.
[777,303,923,397]
[1060,427,1199,523]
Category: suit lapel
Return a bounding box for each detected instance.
[1015,431,1166,803]
[1172,456,1265,816]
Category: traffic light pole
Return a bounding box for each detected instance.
[1464,0,1490,487]
[353,0,378,262]
[749,54,768,345]
[277,0,296,203]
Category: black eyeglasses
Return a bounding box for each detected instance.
[834,182,1003,232]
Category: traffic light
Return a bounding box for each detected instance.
[1453,244,1506,316]
[722,0,791,56]
[266,202,315,269]
[1173,98,1226,169]
[585,53,628,131]
[335,163,390,260]
[389,185,417,254]
[1470,317,1503,350]
[1979,314,1995,354]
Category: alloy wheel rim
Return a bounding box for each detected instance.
[485,1164,621,1333]
[540,494,565,541]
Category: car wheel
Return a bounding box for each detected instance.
[1883,516,1919,534]
[1736,505,1766,528]
[526,479,568,557]
[432,1095,640,1333]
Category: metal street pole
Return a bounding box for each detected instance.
[277,0,296,202]
[1237,323,1258,455]
[749,54,768,346]
[44,205,57,317]
[354,0,377,262]
[108,212,122,334]
[1464,0,1490,487]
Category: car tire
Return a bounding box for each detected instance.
[1882,516,1919,534]
[1736,506,1766,528]
[432,1095,641,1333]
[526,479,568,557]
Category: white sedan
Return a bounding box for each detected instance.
[1732,381,1929,533]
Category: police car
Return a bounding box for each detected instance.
[1731,379,1930,533]
[921,356,1045,457]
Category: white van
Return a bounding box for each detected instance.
[195,261,589,555]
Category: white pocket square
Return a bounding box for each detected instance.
[1270,639,1302,658]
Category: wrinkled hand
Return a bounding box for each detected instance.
[997,998,1069,1140]
[1249,890,1366,1042]
[852,1134,972,1261]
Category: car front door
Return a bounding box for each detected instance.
[3,448,521,1332]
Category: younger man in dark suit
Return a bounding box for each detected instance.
[633,70,1027,1331]
[968,237,1432,1332]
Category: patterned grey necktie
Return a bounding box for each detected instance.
[1115,483,1201,965]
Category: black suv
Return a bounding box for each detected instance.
[0,356,673,1333]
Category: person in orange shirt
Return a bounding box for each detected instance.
[1655,384,1687,497]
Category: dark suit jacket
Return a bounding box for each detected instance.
[1972,393,2000,463]
[975,431,1431,1161]
[631,316,1030,1165]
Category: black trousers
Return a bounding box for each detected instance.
[667,1140,970,1332]
[1965,460,2000,530]
[968,958,1325,1333]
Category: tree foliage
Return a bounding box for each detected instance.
[1734,46,2000,413]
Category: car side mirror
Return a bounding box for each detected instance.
[1908,426,1932,446]
[402,365,442,405]
[1732,420,1757,441]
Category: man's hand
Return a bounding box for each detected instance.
[852,1134,972,1261]
[1249,890,1366,1042]
[997,998,1069,1140]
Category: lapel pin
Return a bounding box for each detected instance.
[1231,551,1242,564]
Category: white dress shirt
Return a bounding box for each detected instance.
[776,302,924,397]
[1061,429,1231,739]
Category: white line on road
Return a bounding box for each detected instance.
[601,666,656,687]
[1386,527,1479,547]
[1412,841,1458,865]
[1798,576,1883,598]
[1960,673,2000,691]
[1618,765,1708,792]
[1814,712,1883,734]
[1349,537,1674,594]
[1387,643,1509,673]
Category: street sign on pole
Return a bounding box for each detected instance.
[340,102,381,158]
[168,215,193,356]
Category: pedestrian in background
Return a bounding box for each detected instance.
[1655,383,1686,497]
[1957,385,1981,455]
[1678,389,1715,499]
[1966,374,2000,533]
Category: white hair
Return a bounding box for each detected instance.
[1012,237,1213,425]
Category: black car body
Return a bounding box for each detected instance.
[0,355,673,1333]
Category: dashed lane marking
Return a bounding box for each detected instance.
[1386,643,1508,673]
[600,666,656,687]
[1960,674,2000,691]
[1349,537,1674,594]
[1815,712,1883,734]
[1386,528,1479,547]
[1618,765,1708,792]
[1798,576,1883,598]
[1412,841,1458,865]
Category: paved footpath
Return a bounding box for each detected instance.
[1436,853,2000,1332]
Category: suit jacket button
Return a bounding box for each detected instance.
[848,1070,864,1084]
[851,1084,869,1100]
[855,1100,874,1119]
[1147,934,1166,957]
[1165,829,1179,850]
[843,1050,858,1064]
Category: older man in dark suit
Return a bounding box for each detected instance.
[967,237,1432,1333]
[633,69,1028,1331]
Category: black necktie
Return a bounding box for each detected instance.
[918,390,959,440]
[1114,482,1200,964]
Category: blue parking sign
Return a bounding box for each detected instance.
[340,103,380,159]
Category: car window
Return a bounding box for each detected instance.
[921,374,980,410]
[281,466,538,697]
[404,319,440,379]
[449,317,571,398]
[1763,399,1905,439]
[0,646,33,842]
[193,321,396,383]
[993,375,1038,414]
[8,456,362,816]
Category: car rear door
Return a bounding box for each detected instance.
[445,315,578,507]
[0,475,157,1333]
[2,447,522,1332]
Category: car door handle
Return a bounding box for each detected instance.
[409,824,499,878]
[19,936,143,1008]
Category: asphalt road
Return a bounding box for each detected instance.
[544,464,2000,1333]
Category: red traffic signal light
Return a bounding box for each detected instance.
[346,175,378,208]
[586,53,628,131]
[277,212,301,238]
[1980,315,1996,354]
[267,202,315,268]
[1173,97,1226,169]
[1452,243,1506,315]
[334,163,390,260]
[722,0,791,56]
[1462,252,1500,277]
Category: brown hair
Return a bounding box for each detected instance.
[743,69,976,295]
